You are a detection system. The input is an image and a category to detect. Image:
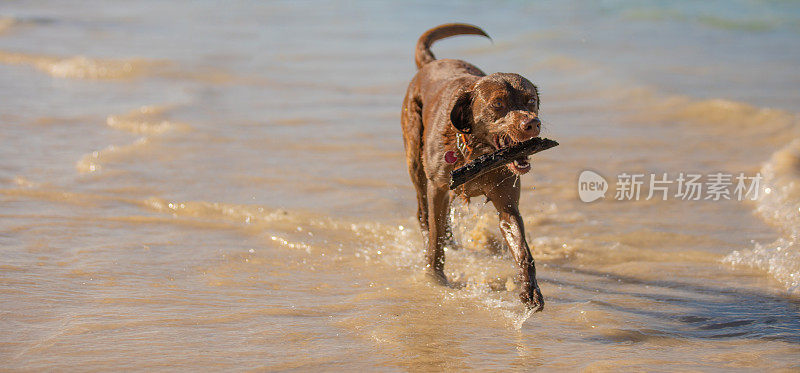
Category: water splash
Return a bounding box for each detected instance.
[725,139,800,294]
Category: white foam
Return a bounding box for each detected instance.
[724,139,800,294]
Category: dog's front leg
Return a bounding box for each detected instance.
[424,182,450,284]
[487,187,544,311]
[498,209,544,311]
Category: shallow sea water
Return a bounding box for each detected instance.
[1,1,800,370]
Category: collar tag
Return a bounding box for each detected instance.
[444,150,457,164]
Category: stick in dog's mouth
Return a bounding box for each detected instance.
[492,134,534,174]
[450,137,559,190]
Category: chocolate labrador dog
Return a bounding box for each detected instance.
[401,23,544,311]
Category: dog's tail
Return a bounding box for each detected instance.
[415,23,490,69]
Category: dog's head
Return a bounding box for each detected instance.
[450,73,540,175]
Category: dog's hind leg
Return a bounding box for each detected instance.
[401,91,429,238]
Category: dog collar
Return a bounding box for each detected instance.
[456,132,472,157]
[446,133,472,164]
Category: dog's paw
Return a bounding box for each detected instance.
[424,269,448,286]
[520,283,544,312]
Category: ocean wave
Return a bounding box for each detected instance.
[661,97,797,133]
[0,50,156,80]
[76,137,150,174]
[621,89,800,138]
[77,105,188,174]
[630,89,800,294]
[140,197,340,231]
[106,105,189,135]
[724,139,800,294]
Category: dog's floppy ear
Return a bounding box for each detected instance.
[450,90,473,134]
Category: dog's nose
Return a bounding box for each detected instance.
[521,116,541,135]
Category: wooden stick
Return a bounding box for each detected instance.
[449,137,559,190]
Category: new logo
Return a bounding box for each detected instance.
[578,170,607,202]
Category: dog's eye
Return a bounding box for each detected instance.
[492,100,505,110]
[527,98,537,106]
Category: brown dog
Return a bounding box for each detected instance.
[401,24,544,311]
